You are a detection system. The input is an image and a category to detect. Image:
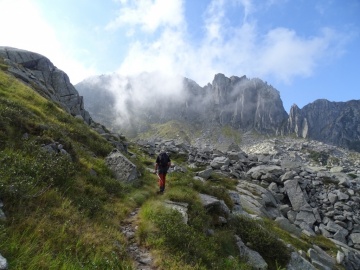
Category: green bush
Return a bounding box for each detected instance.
[140,201,246,269]
[229,215,291,269]
[0,144,76,200]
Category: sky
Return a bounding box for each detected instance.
[0,0,359,112]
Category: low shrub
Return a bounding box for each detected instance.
[229,215,291,269]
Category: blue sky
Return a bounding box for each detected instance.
[0,0,359,112]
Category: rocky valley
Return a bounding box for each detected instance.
[1,47,360,269]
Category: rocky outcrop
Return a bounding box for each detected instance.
[284,99,360,151]
[208,74,288,133]
[0,46,91,124]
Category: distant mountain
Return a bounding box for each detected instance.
[283,99,360,151]
[76,73,288,140]
[76,72,360,151]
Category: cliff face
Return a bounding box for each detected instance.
[0,46,91,124]
[76,73,288,135]
[208,74,288,133]
[284,99,360,151]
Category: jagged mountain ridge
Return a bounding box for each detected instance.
[283,99,360,151]
[76,73,288,135]
[76,72,360,151]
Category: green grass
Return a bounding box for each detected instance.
[137,200,249,270]
[0,70,148,269]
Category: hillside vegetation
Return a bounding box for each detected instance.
[0,67,342,270]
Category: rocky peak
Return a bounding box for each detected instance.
[284,99,360,151]
[0,46,91,124]
[207,74,288,133]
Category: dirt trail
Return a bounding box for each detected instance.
[120,208,158,270]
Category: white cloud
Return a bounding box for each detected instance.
[111,0,346,86]
[0,0,97,84]
[257,27,339,83]
[106,0,184,33]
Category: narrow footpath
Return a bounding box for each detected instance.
[120,208,158,270]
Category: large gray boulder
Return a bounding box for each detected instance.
[199,193,230,217]
[105,150,138,182]
[237,181,281,219]
[284,179,309,211]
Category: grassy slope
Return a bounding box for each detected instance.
[134,120,242,151]
[0,68,158,269]
[0,66,340,270]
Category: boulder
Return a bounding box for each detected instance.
[235,235,268,270]
[275,217,302,237]
[164,200,189,224]
[199,193,230,217]
[284,179,309,211]
[196,168,213,180]
[210,156,230,169]
[286,251,316,270]
[307,245,336,270]
[105,150,138,182]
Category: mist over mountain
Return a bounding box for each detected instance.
[76,72,360,152]
[76,73,288,137]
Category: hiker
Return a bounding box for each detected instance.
[154,149,171,194]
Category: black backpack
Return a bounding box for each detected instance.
[159,152,169,168]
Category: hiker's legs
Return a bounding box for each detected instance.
[158,173,166,192]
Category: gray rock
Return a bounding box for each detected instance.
[295,209,316,227]
[328,192,338,204]
[210,156,230,169]
[235,235,268,270]
[197,168,213,180]
[281,171,297,182]
[0,46,91,124]
[336,250,345,264]
[284,179,309,211]
[307,246,336,270]
[199,193,230,217]
[349,233,360,245]
[336,190,350,201]
[286,251,316,270]
[237,181,281,219]
[0,253,7,270]
[275,217,302,236]
[105,150,138,182]
[334,229,349,244]
[164,200,189,224]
